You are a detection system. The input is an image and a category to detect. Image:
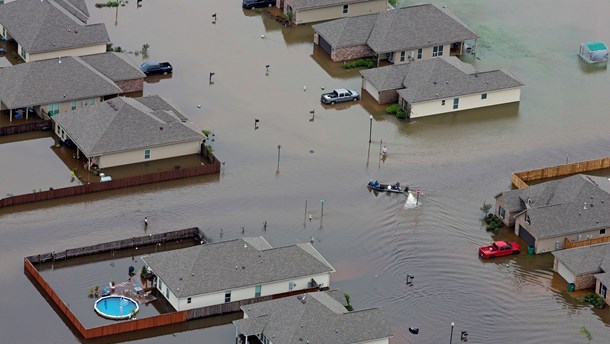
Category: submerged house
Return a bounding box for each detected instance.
[141,237,335,311]
[0,53,146,122]
[0,0,109,62]
[313,4,477,63]
[52,95,205,169]
[234,290,392,344]
[360,56,522,117]
[495,174,610,254]
[280,0,387,25]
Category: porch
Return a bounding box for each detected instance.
[450,39,477,56]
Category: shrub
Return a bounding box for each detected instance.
[480,202,492,215]
[395,110,406,119]
[385,104,401,114]
[582,294,605,308]
[484,214,503,231]
[367,61,375,68]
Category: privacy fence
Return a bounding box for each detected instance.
[0,120,51,136]
[512,157,610,189]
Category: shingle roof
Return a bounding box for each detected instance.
[54,0,89,22]
[391,56,522,103]
[234,290,391,344]
[313,4,477,53]
[0,55,122,109]
[495,189,524,213]
[141,238,335,298]
[291,0,373,10]
[0,0,109,54]
[553,243,610,276]
[79,52,146,82]
[595,272,610,287]
[52,96,204,157]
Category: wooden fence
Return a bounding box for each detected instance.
[564,236,610,249]
[1,154,220,209]
[512,156,610,189]
[0,120,51,136]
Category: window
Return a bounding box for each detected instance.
[158,280,163,290]
[82,100,87,107]
[525,213,531,225]
[417,48,422,59]
[47,103,60,116]
[601,229,606,235]
[342,4,348,13]
[600,282,607,298]
[498,206,506,219]
[255,285,261,298]
[144,149,151,159]
[441,100,446,106]
[187,297,192,304]
[90,98,96,105]
[20,47,27,61]
[224,290,231,303]
[71,101,77,110]
[453,97,459,109]
[481,93,487,100]
[432,45,444,57]
[400,51,406,62]
[165,288,169,299]
[288,281,295,291]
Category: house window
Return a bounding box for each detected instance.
[158,280,163,290]
[47,103,60,116]
[417,48,422,59]
[255,285,262,298]
[82,100,87,107]
[187,297,192,304]
[481,93,488,100]
[601,229,606,235]
[166,288,169,299]
[144,149,151,159]
[90,98,96,105]
[498,206,506,219]
[432,45,444,57]
[400,51,406,62]
[600,282,607,298]
[525,213,531,225]
[71,101,77,110]
[288,281,295,291]
[224,290,231,303]
[441,100,446,106]
[453,97,459,109]
[342,4,348,13]
[20,47,27,61]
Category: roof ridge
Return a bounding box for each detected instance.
[90,100,126,155]
[73,56,122,92]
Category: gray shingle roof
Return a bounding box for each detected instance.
[553,243,610,276]
[0,55,122,109]
[313,4,477,53]
[141,238,335,298]
[495,189,525,213]
[390,56,522,103]
[54,0,89,22]
[595,272,610,287]
[0,0,109,54]
[514,175,610,239]
[79,52,146,82]
[52,95,204,157]
[291,0,374,10]
[234,290,391,344]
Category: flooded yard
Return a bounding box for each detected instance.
[1,0,610,343]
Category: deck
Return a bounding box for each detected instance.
[112,280,157,305]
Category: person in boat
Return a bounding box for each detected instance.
[374,180,380,188]
[394,182,401,190]
[369,179,374,187]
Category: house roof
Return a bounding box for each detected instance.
[234,291,391,344]
[0,55,122,109]
[291,0,374,11]
[313,4,477,53]
[54,0,90,22]
[79,52,146,82]
[495,189,524,213]
[141,238,335,298]
[392,56,522,103]
[595,272,610,287]
[0,0,109,54]
[552,243,610,276]
[511,175,610,239]
[52,96,204,157]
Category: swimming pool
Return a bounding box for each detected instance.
[94,296,139,320]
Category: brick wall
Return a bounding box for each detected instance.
[116,78,144,93]
[331,45,375,62]
[378,90,399,105]
[574,274,597,290]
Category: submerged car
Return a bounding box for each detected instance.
[242,0,276,9]
[478,240,520,259]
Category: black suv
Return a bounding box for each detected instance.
[242,0,276,9]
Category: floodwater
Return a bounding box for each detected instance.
[2,0,610,343]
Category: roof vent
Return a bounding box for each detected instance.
[244,243,248,248]
[602,200,605,203]
[160,127,163,130]
[579,212,581,215]
[433,81,437,85]
[428,39,431,43]
[435,93,439,97]
[235,266,238,269]
[74,30,78,34]
[68,28,71,32]
[191,273,194,277]
[446,81,449,84]
[242,266,246,269]
[179,277,183,281]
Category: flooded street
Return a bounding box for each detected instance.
[2,0,610,343]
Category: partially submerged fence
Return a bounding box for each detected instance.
[512,156,610,189]
[564,235,610,249]
[0,120,51,136]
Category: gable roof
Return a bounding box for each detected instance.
[79,52,146,82]
[0,55,122,109]
[52,96,204,157]
[234,291,391,344]
[386,56,521,103]
[0,0,109,54]
[553,243,610,276]
[141,238,335,298]
[291,0,375,10]
[313,4,477,52]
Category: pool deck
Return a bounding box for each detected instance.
[111,280,157,305]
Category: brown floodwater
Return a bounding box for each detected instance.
[2,0,610,342]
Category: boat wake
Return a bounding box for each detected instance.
[404,192,418,209]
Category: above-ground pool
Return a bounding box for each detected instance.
[94,296,139,320]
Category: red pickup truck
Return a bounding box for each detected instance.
[478,240,520,259]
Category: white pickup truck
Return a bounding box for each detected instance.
[320,88,360,104]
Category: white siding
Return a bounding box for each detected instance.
[293,0,386,24]
[555,261,575,284]
[360,338,390,344]
[390,45,449,65]
[362,78,380,102]
[98,141,201,168]
[407,87,521,118]
[28,43,107,62]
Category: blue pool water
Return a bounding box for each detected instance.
[94,296,138,320]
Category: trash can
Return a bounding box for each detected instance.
[527,246,534,255]
[568,283,576,292]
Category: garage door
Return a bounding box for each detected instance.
[319,35,332,56]
[518,225,536,247]
[363,79,380,102]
